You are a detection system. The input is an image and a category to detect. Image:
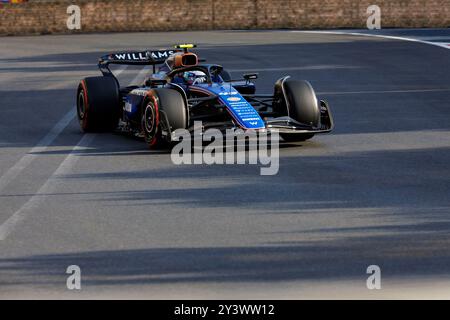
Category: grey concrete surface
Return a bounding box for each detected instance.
[0,30,449,299]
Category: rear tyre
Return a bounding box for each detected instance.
[277,78,320,142]
[142,89,188,149]
[76,76,120,132]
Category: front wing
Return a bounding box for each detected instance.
[264,100,334,134]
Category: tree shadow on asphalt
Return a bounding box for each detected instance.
[2,37,450,290]
[1,229,450,287]
[57,146,450,208]
[0,146,450,287]
[6,145,449,212]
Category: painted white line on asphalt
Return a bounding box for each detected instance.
[0,65,147,239]
[433,42,450,49]
[0,66,128,193]
[292,30,450,51]
[132,65,152,85]
[0,134,96,240]
[110,65,129,75]
[317,88,450,95]
[229,65,360,73]
[0,108,76,193]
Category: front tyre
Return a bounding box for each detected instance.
[283,79,320,127]
[142,89,188,149]
[142,98,162,148]
[275,78,321,142]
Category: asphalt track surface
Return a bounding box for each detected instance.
[0,29,450,299]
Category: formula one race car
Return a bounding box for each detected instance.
[76,44,333,148]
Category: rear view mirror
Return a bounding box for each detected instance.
[243,73,258,81]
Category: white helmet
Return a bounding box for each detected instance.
[183,70,207,85]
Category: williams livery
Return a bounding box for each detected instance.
[76,44,333,148]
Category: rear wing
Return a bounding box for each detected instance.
[98,49,179,77]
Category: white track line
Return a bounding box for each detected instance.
[132,65,152,85]
[317,88,450,95]
[0,65,147,240]
[0,109,76,193]
[0,66,128,194]
[229,65,359,73]
[292,30,450,51]
[0,134,96,240]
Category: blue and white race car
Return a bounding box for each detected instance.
[76,44,333,148]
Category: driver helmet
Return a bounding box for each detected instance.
[183,70,206,85]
